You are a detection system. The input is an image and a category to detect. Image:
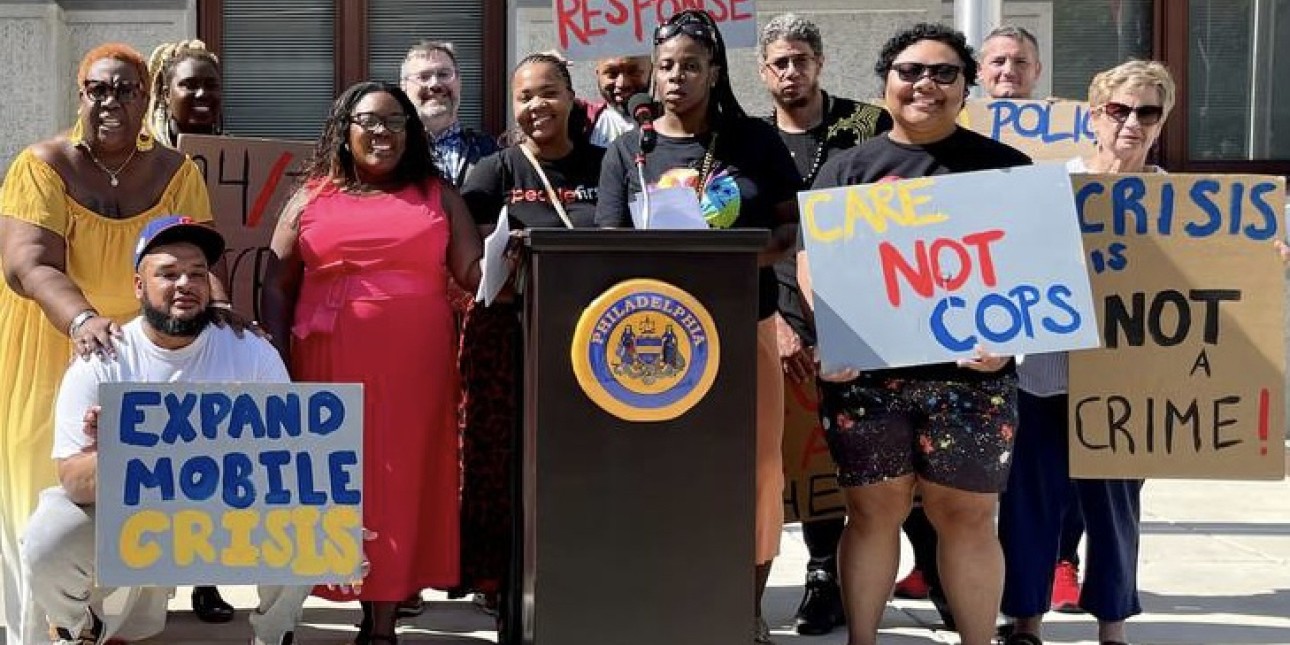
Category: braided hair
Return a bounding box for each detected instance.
[654,9,747,125]
[299,81,438,193]
[146,39,222,147]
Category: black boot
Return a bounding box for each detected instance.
[191,586,235,623]
[793,570,846,635]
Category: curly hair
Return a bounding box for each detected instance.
[655,9,747,124]
[759,13,823,60]
[300,81,439,192]
[77,43,150,90]
[146,40,222,147]
[873,23,978,91]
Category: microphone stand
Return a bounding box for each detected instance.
[635,126,656,229]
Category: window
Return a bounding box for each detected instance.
[200,0,503,140]
[1047,0,1153,101]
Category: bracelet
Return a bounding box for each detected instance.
[68,309,98,337]
[208,300,233,311]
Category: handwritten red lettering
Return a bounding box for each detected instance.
[556,0,588,49]
[880,240,933,307]
[880,229,1008,308]
[247,152,294,229]
[730,0,752,20]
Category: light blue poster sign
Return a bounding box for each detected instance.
[96,382,363,587]
[799,163,1100,371]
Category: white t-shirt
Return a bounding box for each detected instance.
[589,107,635,148]
[52,318,290,459]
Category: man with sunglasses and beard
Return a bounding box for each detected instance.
[755,13,891,637]
[21,217,309,645]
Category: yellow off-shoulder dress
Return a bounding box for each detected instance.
[0,148,211,643]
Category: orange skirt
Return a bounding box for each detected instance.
[755,318,785,564]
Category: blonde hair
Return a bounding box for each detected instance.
[146,39,222,148]
[1088,59,1176,118]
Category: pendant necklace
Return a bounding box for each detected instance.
[79,142,138,187]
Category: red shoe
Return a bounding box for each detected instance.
[893,568,931,600]
[1050,560,1084,613]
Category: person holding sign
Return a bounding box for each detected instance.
[262,81,482,644]
[0,43,224,645]
[998,60,1176,645]
[21,217,310,645]
[145,37,243,624]
[595,10,800,643]
[756,12,891,637]
[800,24,1031,645]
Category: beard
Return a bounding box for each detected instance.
[775,91,813,110]
[142,301,211,338]
[417,95,455,121]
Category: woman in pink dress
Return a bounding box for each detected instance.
[262,81,483,644]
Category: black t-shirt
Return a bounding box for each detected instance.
[461,143,605,229]
[596,116,799,319]
[768,95,893,345]
[810,126,1032,383]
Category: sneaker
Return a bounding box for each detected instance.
[794,570,846,635]
[753,616,777,644]
[893,568,931,600]
[1050,560,1084,613]
[52,609,104,645]
[396,592,426,618]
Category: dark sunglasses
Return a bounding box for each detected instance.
[1099,101,1165,125]
[82,80,142,103]
[765,54,817,74]
[348,112,410,134]
[889,62,963,85]
[654,14,716,47]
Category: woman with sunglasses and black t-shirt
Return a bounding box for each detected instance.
[800,24,1030,645]
[595,9,800,644]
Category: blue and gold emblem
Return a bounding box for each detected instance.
[571,279,721,422]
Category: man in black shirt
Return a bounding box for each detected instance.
[757,13,891,636]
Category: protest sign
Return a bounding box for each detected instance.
[1069,174,1286,480]
[555,0,756,60]
[96,382,364,586]
[960,99,1096,162]
[179,134,313,319]
[781,376,844,524]
[799,164,1100,371]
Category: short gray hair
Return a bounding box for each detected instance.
[403,40,458,72]
[981,25,1039,58]
[759,13,823,60]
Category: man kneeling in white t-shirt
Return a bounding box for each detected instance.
[21,216,309,645]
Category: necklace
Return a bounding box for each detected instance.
[79,142,138,187]
[773,93,832,186]
[695,132,719,199]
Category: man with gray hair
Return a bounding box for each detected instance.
[977,25,1043,99]
[757,12,890,637]
[401,40,498,187]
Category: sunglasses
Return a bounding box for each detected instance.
[348,112,410,134]
[764,54,816,77]
[83,80,142,103]
[654,15,717,47]
[1099,101,1165,125]
[889,62,963,85]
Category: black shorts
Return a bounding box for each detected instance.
[818,376,1018,493]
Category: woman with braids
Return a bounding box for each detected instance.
[595,10,800,644]
[800,24,1029,645]
[146,39,223,148]
[454,51,604,635]
[0,42,217,645]
[147,37,235,625]
[261,81,481,644]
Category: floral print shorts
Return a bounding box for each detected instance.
[818,376,1018,493]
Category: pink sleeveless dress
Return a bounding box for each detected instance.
[292,180,460,599]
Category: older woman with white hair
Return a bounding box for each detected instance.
[998,59,1176,645]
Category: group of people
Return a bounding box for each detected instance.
[0,9,1195,645]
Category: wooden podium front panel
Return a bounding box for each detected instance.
[522,231,763,645]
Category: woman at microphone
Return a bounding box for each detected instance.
[595,9,800,643]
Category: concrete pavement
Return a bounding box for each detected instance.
[4,476,1288,644]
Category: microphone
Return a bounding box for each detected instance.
[627,93,659,153]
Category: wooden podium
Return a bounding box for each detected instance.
[511,229,767,645]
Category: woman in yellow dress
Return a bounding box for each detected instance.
[0,43,214,644]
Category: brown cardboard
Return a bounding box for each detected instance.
[781,376,845,523]
[960,98,1096,162]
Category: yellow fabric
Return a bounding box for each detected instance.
[0,147,211,594]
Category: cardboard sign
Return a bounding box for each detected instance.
[781,376,844,524]
[96,383,364,586]
[555,0,757,60]
[179,134,313,320]
[1069,174,1287,480]
[960,99,1096,162]
[799,164,1100,371]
